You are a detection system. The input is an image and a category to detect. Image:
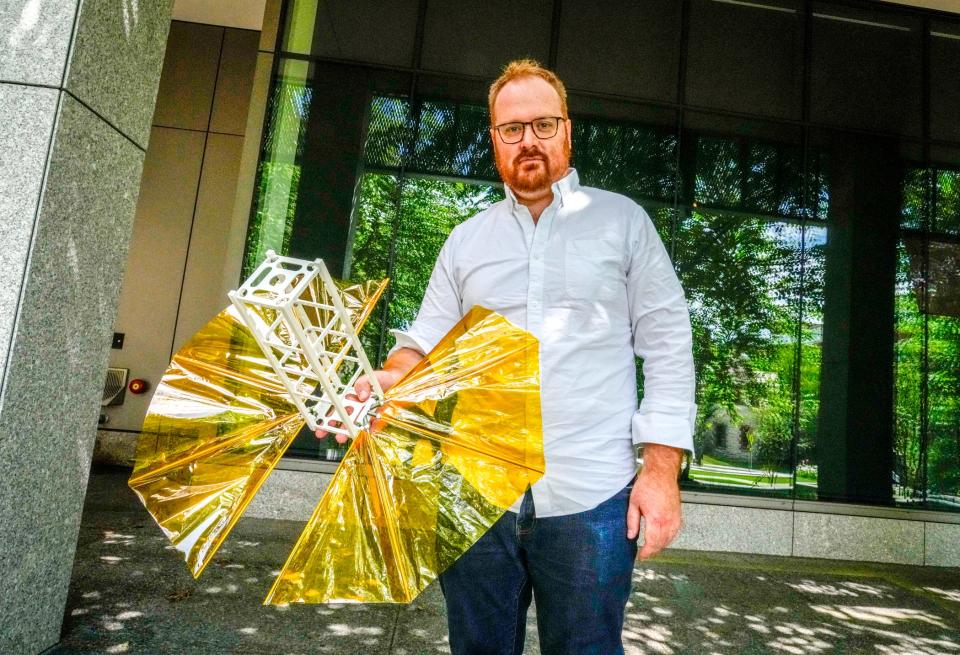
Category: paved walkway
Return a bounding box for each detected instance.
[52,468,960,654]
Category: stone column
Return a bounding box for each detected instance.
[290,63,373,277]
[815,135,902,505]
[0,2,173,653]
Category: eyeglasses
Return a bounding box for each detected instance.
[493,116,566,144]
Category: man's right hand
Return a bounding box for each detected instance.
[314,370,397,443]
[352,369,401,403]
[314,347,425,443]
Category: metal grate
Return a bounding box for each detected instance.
[261,83,313,161]
[363,96,413,170]
[694,137,806,219]
[573,120,678,204]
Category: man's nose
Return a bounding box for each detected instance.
[520,123,538,147]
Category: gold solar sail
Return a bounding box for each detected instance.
[266,305,543,604]
[129,277,388,577]
[131,261,542,605]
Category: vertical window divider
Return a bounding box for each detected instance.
[919,15,932,505]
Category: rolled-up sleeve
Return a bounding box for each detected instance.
[627,208,697,456]
[388,234,463,358]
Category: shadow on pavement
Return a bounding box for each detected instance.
[52,467,960,654]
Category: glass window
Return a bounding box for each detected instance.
[573,118,677,204]
[676,211,806,498]
[363,97,498,182]
[412,102,497,180]
[242,59,313,279]
[895,237,928,507]
[684,114,806,219]
[901,167,930,232]
[895,168,960,512]
[363,96,413,170]
[796,224,826,499]
[251,0,960,497]
[692,134,805,218]
[347,172,503,364]
[924,245,960,510]
[935,170,960,236]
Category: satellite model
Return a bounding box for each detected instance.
[129,252,543,604]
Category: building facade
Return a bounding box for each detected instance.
[101,0,960,578]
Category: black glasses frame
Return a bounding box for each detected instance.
[492,116,567,144]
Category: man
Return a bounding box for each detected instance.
[322,59,697,654]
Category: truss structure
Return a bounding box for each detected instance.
[228,251,383,438]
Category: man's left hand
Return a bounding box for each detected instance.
[626,443,683,559]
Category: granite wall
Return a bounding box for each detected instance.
[0,2,174,653]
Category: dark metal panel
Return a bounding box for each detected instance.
[210,28,261,136]
[686,0,804,121]
[555,0,682,104]
[809,2,923,137]
[420,0,552,78]
[308,0,420,67]
[153,21,222,131]
[929,21,960,143]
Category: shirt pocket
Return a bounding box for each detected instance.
[563,238,622,301]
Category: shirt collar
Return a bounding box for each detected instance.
[505,167,580,212]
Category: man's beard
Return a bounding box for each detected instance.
[495,141,571,194]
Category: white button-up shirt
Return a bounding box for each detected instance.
[390,168,697,517]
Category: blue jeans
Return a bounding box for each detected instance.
[439,483,638,655]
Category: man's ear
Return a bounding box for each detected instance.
[565,118,573,149]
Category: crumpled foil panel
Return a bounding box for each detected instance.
[129,278,387,576]
[266,305,543,604]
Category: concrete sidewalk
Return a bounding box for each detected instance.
[51,468,960,654]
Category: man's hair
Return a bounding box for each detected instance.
[488,59,568,125]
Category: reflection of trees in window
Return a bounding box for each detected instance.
[348,173,502,364]
[348,96,506,363]
[796,227,825,493]
[676,133,824,496]
[242,69,312,278]
[693,137,805,217]
[895,239,925,499]
[933,170,960,235]
[677,212,807,474]
[714,422,728,449]
[573,120,677,203]
[349,96,832,497]
[364,96,497,181]
[896,169,960,509]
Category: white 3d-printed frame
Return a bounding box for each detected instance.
[228,251,384,438]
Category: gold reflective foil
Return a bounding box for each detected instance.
[129,278,388,577]
[266,306,543,604]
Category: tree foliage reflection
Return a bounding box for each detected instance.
[245,92,958,509]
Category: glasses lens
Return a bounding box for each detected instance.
[532,117,559,138]
[498,123,524,143]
